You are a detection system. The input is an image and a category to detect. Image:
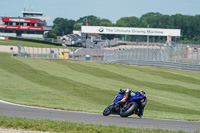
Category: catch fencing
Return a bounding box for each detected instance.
[103,44,200,71]
[16,44,200,71]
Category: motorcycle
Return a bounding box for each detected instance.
[103,91,147,117]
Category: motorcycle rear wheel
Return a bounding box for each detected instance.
[120,102,138,117]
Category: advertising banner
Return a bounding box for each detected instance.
[0,37,8,40]
[0,24,43,30]
[81,26,181,36]
[2,17,38,23]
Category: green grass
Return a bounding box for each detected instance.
[0,53,200,121]
[0,39,74,49]
[0,116,187,133]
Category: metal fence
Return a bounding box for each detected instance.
[16,45,104,62]
[16,44,200,71]
[16,45,70,59]
[104,44,200,71]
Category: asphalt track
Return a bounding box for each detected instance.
[0,100,199,133]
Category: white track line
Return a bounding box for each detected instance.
[0,100,99,115]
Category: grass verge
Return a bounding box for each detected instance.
[0,39,74,49]
[0,116,187,133]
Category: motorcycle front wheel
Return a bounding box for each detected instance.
[103,105,112,116]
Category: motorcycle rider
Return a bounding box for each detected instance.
[119,88,147,118]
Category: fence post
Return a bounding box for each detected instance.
[33,47,34,57]
[192,50,194,64]
[197,50,199,64]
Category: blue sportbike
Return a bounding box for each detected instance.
[103,91,147,117]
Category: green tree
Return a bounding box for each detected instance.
[52,17,75,36]
[116,16,139,27]
[48,31,57,39]
[73,23,81,30]
[99,19,113,26]
[139,12,162,27]
[77,15,100,26]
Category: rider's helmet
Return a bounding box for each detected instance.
[119,89,126,94]
[139,91,145,95]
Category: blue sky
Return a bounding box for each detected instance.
[0,0,199,26]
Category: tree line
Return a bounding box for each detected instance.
[49,12,200,44]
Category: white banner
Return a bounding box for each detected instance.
[81,26,181,36]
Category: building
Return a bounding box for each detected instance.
[58,34,84,47]
[0,11,52,38]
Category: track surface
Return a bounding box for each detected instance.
[0,100,199,132]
